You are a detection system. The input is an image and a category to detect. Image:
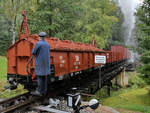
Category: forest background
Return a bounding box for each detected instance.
[0,0,125,55]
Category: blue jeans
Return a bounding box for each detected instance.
[37,76,48,95]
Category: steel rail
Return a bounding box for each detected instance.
[0,92,30,105]
[0,92,33,113]
[0,95,41,113]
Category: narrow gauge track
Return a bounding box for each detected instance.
[0,86,66,113]
[0,92,37,113]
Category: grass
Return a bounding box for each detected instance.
[0,56,26,98]
[90,72,150,113]
[0,85,26,98]
[0,56,7,80]
[102,88,150,105]
[115,104,150,113]
[101,88,150,112]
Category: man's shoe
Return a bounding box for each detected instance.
[31,90,42,96]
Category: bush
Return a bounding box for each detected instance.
[146,86,150,96]
[138,51,150,85]
[128,73,146,88]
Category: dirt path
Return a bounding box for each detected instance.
[116,108,142,113]
[93,105,142,113]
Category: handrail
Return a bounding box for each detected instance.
[26,55,33,82]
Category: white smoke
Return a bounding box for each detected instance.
[118,0,143,62]
[118,0,142,45]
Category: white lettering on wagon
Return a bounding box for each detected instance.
[75,66,78,69]
[59,56,65,68]
[75,56,79,61]
[74,62,80,65]
[73,56,80,69]
[59,63,65,67]
[61,60,65,63]
[59,56,63,59]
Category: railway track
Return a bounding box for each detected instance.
[0,83,68,113]
[0,92,39,113]
[0,80,90,113]
[0,63,125,113]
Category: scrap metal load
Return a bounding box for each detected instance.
[6,11,130,90]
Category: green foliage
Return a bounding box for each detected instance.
[136,51,150,84]
[78,0,118,48]
[91,73,150,112]
[146,86,150,96]
[28,0,118,48]
[0,0,38,55]
[115,104,150,113]
[107,6,125,49]
[140,51,150,64]
[0,16,12,55]
[0,56,26,98]
[128,73,146,88]
[0,56,7,79]
[101,88,150,112]
[28,0,83,39]
[0,84,27,98]
[0,0,37,21]
[135,0,150,84]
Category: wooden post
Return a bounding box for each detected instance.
[107,82,112,96]
[98,66,101,99]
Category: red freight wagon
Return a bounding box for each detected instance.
[111,46,115,62]
[124,47,127,59]
[6,11,130,91]
[111,45,126,61]
[111,46,118,62]
[117,46,123,61]
[7,36,106,79]
[119,46,123,60]
[123,47,125,59]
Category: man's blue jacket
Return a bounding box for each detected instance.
[32,40,50,76]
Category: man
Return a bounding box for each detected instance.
[31,32,50,96]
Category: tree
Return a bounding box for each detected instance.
[28,0,118,48]
[135,0,150,84]
[107,6,125,49]
[0,0,38,44]
[28,0,84,39]
[74,0,118,48]
[136,0,150,52]
[0,14,12,55]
